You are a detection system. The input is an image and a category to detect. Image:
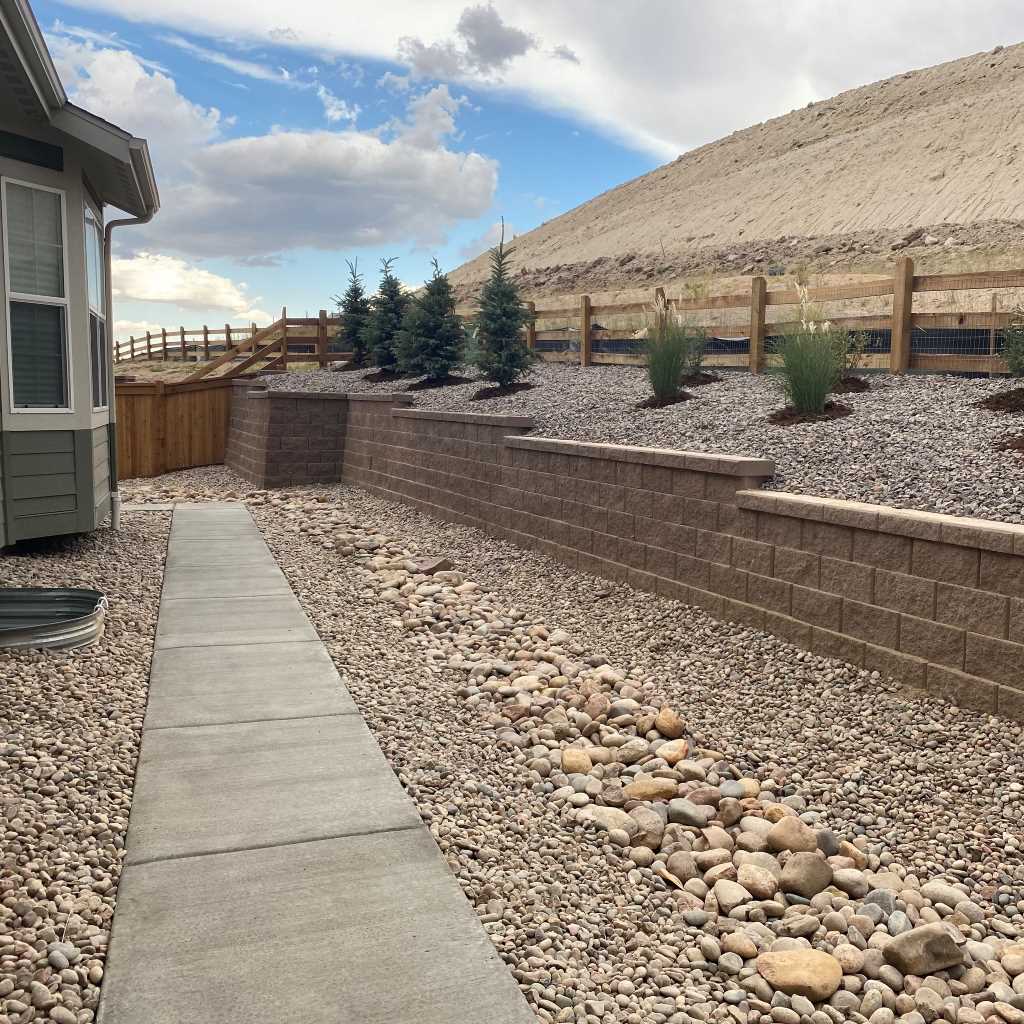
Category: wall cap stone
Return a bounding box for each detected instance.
[344,393,415,405]
[506,435,774,477]
[393,408,534,428]
[737,489,1024,553]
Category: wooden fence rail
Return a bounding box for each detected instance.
[116,258,1024,379]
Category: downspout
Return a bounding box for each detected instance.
[103,209,154,529]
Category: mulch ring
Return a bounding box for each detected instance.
[995,434,1024,453]
[768,401,853,426]
[406,374,475,391]
[680,371,721,388]
[976,388,1024,414]
[832,374,870,394]
[470,382,537,401]
[636,392,695,410]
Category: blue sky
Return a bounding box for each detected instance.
[32,0,1023,340]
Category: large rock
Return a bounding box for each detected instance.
[623,775,678,801]
[713,879,752,913]
[883,922,964,976]
[658,739,690,765]
[756,950,843,1001]
[780,852,833,898]
[654,706,685,739]
[668,799,711,827]
[579,806,639,837]
[920,880,967,909]
[616,739,650,765]
[665,851,697,882]
[767,816,819,854]
[737,863,778,900]
[629,806,665,850]
[561,748,593,774]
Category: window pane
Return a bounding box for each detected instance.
[11,301,68,408]
[91,313,108,408]
[6,183,64,298]
[85,210,104,314]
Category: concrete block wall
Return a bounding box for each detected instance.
[228,388,1024,719]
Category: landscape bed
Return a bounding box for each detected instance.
[0,514,169,1023]
[268,364,1024,525]
[122,469,1024,1024]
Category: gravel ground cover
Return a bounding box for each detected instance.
[268,365,1024,523]
[0,514,168,1024]
[124,468,1024,1024]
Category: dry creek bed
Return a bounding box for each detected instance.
[269,364,1024,525]
[0,515,168,1024]
[125,469,1024,1024]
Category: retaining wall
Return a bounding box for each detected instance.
[226,387,1024,719]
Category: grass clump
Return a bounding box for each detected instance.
[773,287,846,415]
[643,295,706,404]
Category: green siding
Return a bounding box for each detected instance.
[0,426,111,545]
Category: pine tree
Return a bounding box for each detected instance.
[473,222,534,389]
[359,257,408,371]
[336,259,371,367]
[395,260,464,382]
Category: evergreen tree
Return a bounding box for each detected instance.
[473,222,534,388]
[395,260,464,382]
[359,257,408,371]
[336,259,371,366]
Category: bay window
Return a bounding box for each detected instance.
[2,178,71,410]
[85,206,107,409]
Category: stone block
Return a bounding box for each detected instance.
[842,600,899,649]
[964,632,1024,687]
[873,570,936,618]
[819,557,874,602]
[911,540,980,587]
[899,614,965,670]
[935,583,1009,638]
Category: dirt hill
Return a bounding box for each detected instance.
[450,42,1024,301]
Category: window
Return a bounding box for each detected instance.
[2,179,70,410]
[85,207,107,409]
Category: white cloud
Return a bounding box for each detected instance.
[113,318,166,339]
[111,252,267,319]
[158,33,300,85]
[317,84,359,124]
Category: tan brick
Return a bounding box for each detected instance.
[644,545,677,578]
[762,610,813,650]
[731,537,773,575]
[842,600,899,649]
[615,461,643,488]
[873,570,936,618]
[863,643,927,689]
[791,585,842,631]
[649,491,685,524]
[911,540,980,587]
[899,614,965,670]
[801,520,853,559]
[716,504,758,538]
[747,573,792,614]
[819,557,874,602]
[695,529,731,565]
[964,633,1024,686]
[605,510,634,539]
[674,554,711,590]
[852,530,912,572]
[670,469,706,498]
[757,512,803,549]
[934,583,1009,639]
[811,627,865,667]
[624,488,654,520]
[679,498,719,531]
[923,665,998,714]
[979,550,1024,598]
[773,546,820,586]
[642,518,696,554]
[997,685,1024,722]
[720,598,765,631]
[641,464,675,493]
[708,563,748,600]
[705,474,747,502]
[1011,599,1024,643]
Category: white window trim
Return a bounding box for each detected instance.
[1,175,74,414]
[84,203,108,412]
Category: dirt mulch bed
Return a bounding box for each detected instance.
[406,374,475,392]
[470,382,537,401]
[995,434,1024,453]
[680,371,721,388]
[637,392,695,410]
[832,374,870,394]
[976,388,1024,414]
[768,401,853,426]
[362,368,410,383]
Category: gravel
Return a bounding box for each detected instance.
[267,364,1024,523]
[123,468,1024,1024]
[0,514,168,1023]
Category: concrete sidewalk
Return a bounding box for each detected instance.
[99,503,534,1024]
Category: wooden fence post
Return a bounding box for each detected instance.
[890,256,914,374]
[203,325,210,361]
[580,294,592,366]
[280,307,288,365]
[989,292,999,376]
[749,276,767,374]
[161,327,168,361]
[317,309,328,365]
[525,301,536,350]
[179,326,185,360]
[146,331,152,360]
[225,324,232,353]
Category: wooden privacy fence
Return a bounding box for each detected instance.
[457,257,1022,376]
[114,308,343,368]
[115,377,235,478]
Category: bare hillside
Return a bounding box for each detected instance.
[451,42,1024,299]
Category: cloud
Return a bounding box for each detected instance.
[392,84,467,148]
[317,84,359,124]
[399,3,538,80]
[549,44,579,64]
[111,253,268,320]
[158,33,300,85]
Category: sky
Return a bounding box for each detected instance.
[31,0,1024,341]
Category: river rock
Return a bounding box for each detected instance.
[767,815,819,854]
[883,922,963,975]
[756,949,843,1000]
[780,851,833,897]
